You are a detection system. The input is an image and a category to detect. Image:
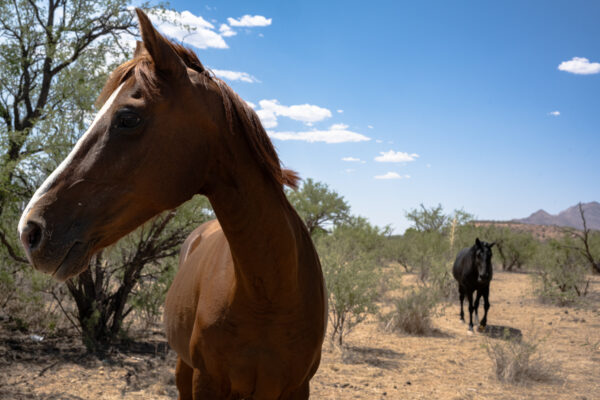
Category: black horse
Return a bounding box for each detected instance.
[452,238,495,331]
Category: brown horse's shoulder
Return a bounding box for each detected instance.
[180,219,223,264]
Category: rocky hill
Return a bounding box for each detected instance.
[513,201,600,230]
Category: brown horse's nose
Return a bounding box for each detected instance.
[20,221,44,256]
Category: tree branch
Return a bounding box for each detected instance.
[0,229,28,263]
[51,288,81,333]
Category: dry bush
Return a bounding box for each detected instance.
[485,334,558,384]
[0,267,72,335]
[383,288,438,335]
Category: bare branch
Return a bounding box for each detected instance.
[50,288,81,333]
[0,229,28,263]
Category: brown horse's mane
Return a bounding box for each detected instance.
[97,41,299,191]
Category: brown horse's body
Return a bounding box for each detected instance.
[167,218,324,398]
[18,9,326,399]
[165,151,326,398]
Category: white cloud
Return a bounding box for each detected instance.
[368,125,374,129]
[342,157,362,162]
[256,109,278,128]
[153,9,215,29]
[374,172,410,180]
[558,57,600,75]
[212,69,259,83]
[337,109,344,113]
[228,15,272,27]
[375,150,419,163]
[268,124,370,144]
[375,139,383,143]
[219,24,237,37]
[330,123,348,130]
[256,99,332,127]
[375,172,400,180]
[345,168,356,173]
[548,110,560,116]
[149,9,228,49]
[245,101,256,109]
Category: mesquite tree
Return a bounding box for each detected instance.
[559,203,600,274]
[61,198,212,351]
[287,178,350,236]
[0,0,214,351]
[0,0,145,258]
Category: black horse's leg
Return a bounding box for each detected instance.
[480,285,490,328]
[467,291,475,331]
[459,287,465,322]
[473,289,482,326]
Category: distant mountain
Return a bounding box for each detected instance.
[513,201,600,230]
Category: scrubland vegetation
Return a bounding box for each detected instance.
[4,165,598,389]
[0,2,599,396]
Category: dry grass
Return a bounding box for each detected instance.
[1,271,599,399]
[485,333,558,384]
[310,270,600,399]
[383,288,437,335]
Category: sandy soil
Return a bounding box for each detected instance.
[1,271,599,399]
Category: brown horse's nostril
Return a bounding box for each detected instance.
[20,221,43,253]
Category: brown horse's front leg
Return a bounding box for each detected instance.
[176,357,194,400]
[282,381,310,400]
[192,368,228,400]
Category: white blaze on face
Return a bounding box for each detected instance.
[17,83,125,236]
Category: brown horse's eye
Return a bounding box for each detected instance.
[116,111,141,129]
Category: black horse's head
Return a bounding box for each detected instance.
[473,238,495,283]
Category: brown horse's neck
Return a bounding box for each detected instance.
[203,142,307,304]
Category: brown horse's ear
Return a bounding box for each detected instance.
[135,8,187,78]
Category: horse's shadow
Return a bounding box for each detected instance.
[0,389,85,400]
[342,345,405,369]
[479,324,523,342]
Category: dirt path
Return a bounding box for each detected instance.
[1,271,599,399]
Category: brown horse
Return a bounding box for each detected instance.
[18,9,326,399]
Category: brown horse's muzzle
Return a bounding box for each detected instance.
[20,212,92,282]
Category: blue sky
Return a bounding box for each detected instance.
[148,0,600,232]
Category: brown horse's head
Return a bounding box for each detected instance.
[18,9,232,281]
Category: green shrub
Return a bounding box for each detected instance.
[428,262,457,301]
[532,237,590,306]
[129,257,178,330]
[495,230,538,271]
[400,228,449,283]
[317,217,384,346]
[0,266,65,335]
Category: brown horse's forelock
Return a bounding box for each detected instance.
[97,42,299,191]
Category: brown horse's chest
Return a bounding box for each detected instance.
[190,306,321,397]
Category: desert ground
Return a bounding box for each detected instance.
[1,270,599,400]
